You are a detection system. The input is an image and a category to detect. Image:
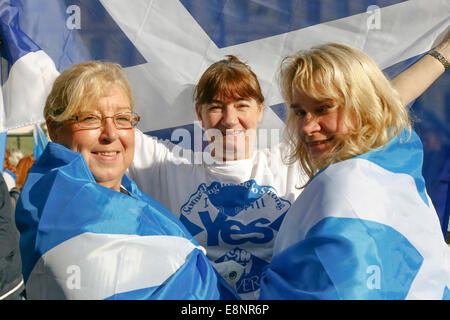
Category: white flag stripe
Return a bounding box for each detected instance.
[274,158,450,299]
[1,50,59,131]
[99,0,449,133]
[3,0,448,133]
[26,232,202,300]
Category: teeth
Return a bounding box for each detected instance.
[97,152,117,156]
[309,138,332,146]
[224,130,245,135]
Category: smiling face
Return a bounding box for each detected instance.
[196,95,263,161]
[281,43,411,179]
[50,85,134,191]
[291,89,350,162]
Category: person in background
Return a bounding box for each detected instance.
[0,173,24,300]
[259,43,450,300]
[3,148,17,191]
[8,154,35,210]
[15,61,236,300]
[8,148,23,169]
[14,154,34,190]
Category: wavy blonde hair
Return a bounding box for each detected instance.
[44,61,133,125]
[281,43,411,180]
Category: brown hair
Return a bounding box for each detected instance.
[15,154,34,189]
[194,55,264,106]
[3,148,15,173]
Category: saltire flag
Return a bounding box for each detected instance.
[15,142,237,299]
[0,2,448,232]
[260,129,450,300]
[32,124,47,160]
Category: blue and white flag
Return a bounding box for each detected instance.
[1,2,448,232]
[260,129,450,300]
[32,124,47,160]
[15,142,236,300]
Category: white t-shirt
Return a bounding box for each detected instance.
[127,129,306,299]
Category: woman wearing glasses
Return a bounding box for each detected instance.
[15,61,235,300]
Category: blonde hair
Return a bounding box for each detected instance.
[44,61,133,124]
[8,148,23,167]
[281,43,411,180]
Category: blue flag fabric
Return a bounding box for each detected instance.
[0,132,6,172]
[1,1,448,236]
[260,130,450,300]
[15,142,237,300]
[32,124,47,161]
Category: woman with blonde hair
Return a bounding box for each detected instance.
[260,43,450,300]
[128,38,450,299]
[15,61,235,300]
[281,43,411,180]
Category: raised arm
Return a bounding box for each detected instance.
[391,33,449,106]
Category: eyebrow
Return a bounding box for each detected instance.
[290,100,332,110]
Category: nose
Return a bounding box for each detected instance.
[99,117,119,142]
[221,105,239,128]
[300,113,321,136]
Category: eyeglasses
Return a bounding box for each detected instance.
[70,112,140,129]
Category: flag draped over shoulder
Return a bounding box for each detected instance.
[15,142,236,300]
[260,130,450,300]
[1,2,449,235]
